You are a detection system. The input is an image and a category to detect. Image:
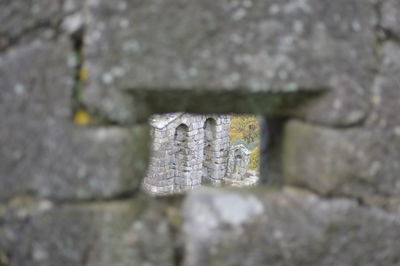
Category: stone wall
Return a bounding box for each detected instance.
[143,113,230,195]
[2,0,400,265]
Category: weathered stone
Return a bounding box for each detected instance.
[283,120,400,199]
[381,0,400,39]
[0,38,150,201]
[363,195,400,214]
[82,0,376,126]
[144,113,231,195]
[1,123,149,201]
[183,188,400,266]
[0,0,83,51]
[367,41,400,129]
[1,198,175,266]
[2,1,400,265]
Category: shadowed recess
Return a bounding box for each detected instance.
[127,89,323,121]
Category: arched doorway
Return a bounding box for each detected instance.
[234,149,243,174]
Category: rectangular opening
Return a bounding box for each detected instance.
[142,113,262,196]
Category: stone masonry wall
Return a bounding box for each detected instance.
[2,0,400,266]
[143,113,230,195]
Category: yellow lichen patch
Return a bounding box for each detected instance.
[74,109,91,125]
[79,67,89,82]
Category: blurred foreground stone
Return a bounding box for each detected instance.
[0,197,177,266]
[183,188,400,266]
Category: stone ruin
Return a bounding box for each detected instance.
[143,113,230,194]
[225,144,259,186]
[143,113,257,195]
[227,144,251,177]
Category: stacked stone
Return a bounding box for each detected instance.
[0,1,152,201]
[173,116,203,193]
[0,1,156,265]
[2,0,400,265]
[143,126,176,195]
[143,113,230,195]
[203,116,231,183]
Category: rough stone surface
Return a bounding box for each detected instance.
[0,0,82,51]
[0,38,149,201]
[183,188,400,266]
[283,120,400,199]
[367,41,400,129]
[82,0,376,126]
[2,1,400,266]
[1,122,149,201]
[381,0,400,39]
[0,198,175,266]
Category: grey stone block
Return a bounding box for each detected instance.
[183,188,400,266]
[367,41,400,129]
[381,0,400,39]
[82,0,376,126]
[283,120,400,199]
[1,199,174,266]
[0,0,74,50]
[0,38,150,201]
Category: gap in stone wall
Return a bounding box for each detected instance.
[142,113,261,196]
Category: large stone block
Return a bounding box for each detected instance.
[381,0,400,39]
[183,188,400,266]
[282,120,400,199]
[367,41,400,129]
[1,198,175,266]
[82,0,376,125]
[0,0,82,50]
[1,124,150,201]
[0,38,150,201]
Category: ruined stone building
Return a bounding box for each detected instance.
[143,113,258,195]
[143,113,231,195]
